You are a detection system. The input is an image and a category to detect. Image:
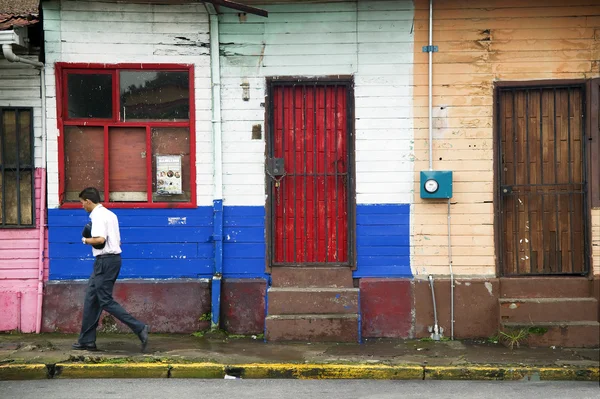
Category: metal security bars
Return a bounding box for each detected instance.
[267,80,354,266]
[0,107,35,228]
[497,85,588,276]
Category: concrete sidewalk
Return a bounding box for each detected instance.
[0,332,598,381]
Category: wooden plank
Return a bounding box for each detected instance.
[416,213,493,225]
[0,269,39,280]
[415,224,493,236]
[0,259,38,269]
[413,255,496,267]
[0,240,40,250]
[416,246,495,257]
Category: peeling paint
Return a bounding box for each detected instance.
[168,217,187,225]
[484,282,493,296]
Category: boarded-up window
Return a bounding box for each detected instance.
[58,65,194,207]
[0,108,35,227]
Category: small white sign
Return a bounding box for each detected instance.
[156,155,182,195]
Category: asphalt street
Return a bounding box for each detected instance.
[0,379,598,399]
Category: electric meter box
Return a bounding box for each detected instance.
[420,170,453,199]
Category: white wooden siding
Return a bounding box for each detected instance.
[0,59,43,167]
[42,0,213,208]
[219,0,414,206]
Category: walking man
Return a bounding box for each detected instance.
[73,187,149,352]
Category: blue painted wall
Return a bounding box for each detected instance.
[354,204,411,277]
[223,206,266,277]
[48,207,215,279]
[48,204,411,280]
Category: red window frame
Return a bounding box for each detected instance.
[56,63,196,209]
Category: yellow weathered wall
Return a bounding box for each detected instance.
[412,0,600,278]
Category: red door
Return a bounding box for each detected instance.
[269,82,352,266]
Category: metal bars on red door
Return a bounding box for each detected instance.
[269,81,352,266]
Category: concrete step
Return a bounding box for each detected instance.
[499,297,598,323]
[268,287,359,315]
[265,314,359,342]
[500,277,592,298]
[501,321,599,348]
[270,267,354,288]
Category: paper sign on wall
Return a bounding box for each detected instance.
[156,155,182,195]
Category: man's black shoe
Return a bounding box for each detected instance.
[138,325,149,352]
[71,342,97,351]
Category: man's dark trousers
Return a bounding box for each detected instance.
[78,254,145,344]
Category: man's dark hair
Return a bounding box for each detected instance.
[79,187,101,204]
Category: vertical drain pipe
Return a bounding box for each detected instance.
[427,0,433,171]
[426,0,440,341]
[36,69,47,334]
[206,3,224,331]
[448,199,454,340]
[428,275,440,340]
[17,292,22,332]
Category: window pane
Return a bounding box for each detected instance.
[109,127,147,202]
[19,171,33,225]
[1,171,19,225]
[2,110,17,165]
[64,126,105,202]
[120,71,189,121]
[152,128,190,202]
[67,73,113,119]
[18,110,32,165]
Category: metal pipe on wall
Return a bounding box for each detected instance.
[36,69,46,334]
[428,0,433,171]
[448,198,454,340]
[206,3,224,331]
[428,274,440,340]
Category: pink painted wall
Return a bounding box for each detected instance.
[0,168,47,332]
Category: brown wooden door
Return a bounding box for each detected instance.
[498,85,588,276]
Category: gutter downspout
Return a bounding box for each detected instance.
[206,4,224,331]
[427,0,433,171]
[2,43,47,334]
[426,0,441,341]
[448,199,454,340]
[428,275,440,340]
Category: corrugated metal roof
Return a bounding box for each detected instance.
[0,0,39,15]
[0,0,39,31]
[0,14,37,30]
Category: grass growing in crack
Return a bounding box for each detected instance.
[198,313,211,322]
[498,328,529,350]
[527,327,548,336]
[419,336,450,342]
[192,329,264,340]
[228,333,264,340]
[486,334,499,344]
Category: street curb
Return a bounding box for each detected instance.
[54,363,170,379]
[0,364,49,380]
[423,366,599,381]
[1,363,598,381]
[220,363,424,380]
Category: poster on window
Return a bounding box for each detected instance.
[156,155,182,195]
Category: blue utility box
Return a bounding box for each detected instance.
[420,170,453,199]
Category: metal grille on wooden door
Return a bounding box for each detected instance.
[498,85,588,275]
[268,82,352,266]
